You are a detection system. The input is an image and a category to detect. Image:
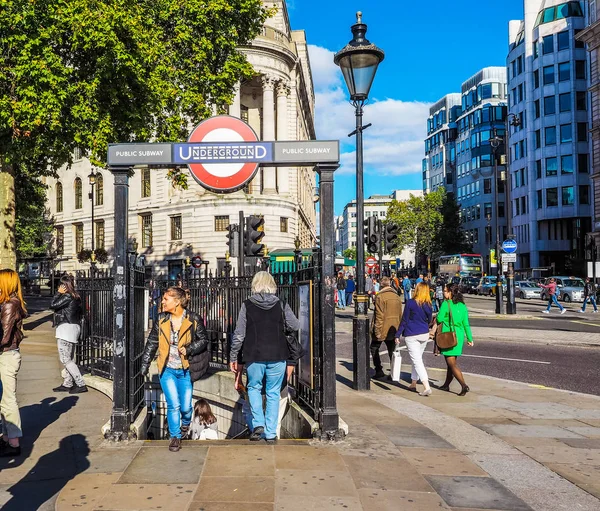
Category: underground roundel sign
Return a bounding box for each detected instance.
[183,116,265,193]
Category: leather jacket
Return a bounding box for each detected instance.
[50,293,82,326]
[140,311,209,376]
[1,295,26,352]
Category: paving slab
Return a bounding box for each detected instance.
[357,488,450,511]
[274,445,347,472]
[189,503,274,511]
[55,472,120,511]
[342,454,434,492]
[558,438,600,449]
[400,447,489,477]
[275,495,363,510]
[195,475,275,503]
[84,446,140,474]
[99,483,196,510]
[118,445,208,484]
[562,426,600,438]
[203,445,275,476]
[475,424,585,439]
[425,475,532,511]
[275,469,358,498]
[376,424,455,449]
[544,463,600,488]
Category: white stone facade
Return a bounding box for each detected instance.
[44,1,318,277]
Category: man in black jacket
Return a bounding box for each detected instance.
[579,278,598,313]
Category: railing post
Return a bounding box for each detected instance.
[315,163,341,439]
[109,166,132,440]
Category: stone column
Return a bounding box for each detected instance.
[276,80,290,194]
[230,82,241,118]
[262,75,277,194]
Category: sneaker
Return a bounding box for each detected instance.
[373,370,385,379]
[578,310,585,313]
[53,385,73,392]
[419,389,432,397]
[249,426,264,442]
[560,309,567,315]
[542,310,550,314]
[265,438,278,445]
[69,385,88,394]
[0,441,21,457]
[168,437,181,452]
[593,310,598,313]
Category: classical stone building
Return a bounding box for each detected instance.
[45,0,318,278]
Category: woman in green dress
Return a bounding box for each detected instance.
[436,283,473,396]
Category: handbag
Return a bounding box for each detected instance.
[435,301,457,349]
[390,346,402,382]
[188,318,210,383]
[281,301,305,361]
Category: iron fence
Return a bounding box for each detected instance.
[128,264,147,415]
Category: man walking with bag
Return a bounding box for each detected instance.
[579,277,598,313]
[370,277,403,379]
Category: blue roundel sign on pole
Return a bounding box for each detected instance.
[502,239,518,254]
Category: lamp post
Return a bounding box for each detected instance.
[88,170,97,272]
[489,135,504,314]
[335,11,384,390]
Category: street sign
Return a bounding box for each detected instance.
[502,239,518,254]
[191,256,203,268]
[366,257,377,267]
[502,253,517,263]
[108,143,173,166]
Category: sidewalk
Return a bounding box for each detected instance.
[5,305,600,510]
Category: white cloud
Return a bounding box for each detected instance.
[308,44,431,178]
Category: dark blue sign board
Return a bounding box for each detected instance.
[502,239,518,254]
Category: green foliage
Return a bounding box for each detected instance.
[385,188,470,260]
[342,247,356,260]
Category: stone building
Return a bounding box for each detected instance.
[45,0,318,278]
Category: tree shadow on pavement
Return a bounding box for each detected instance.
[1,434,90,511]
[0,396,79,471]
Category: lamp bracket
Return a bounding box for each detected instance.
[348,123,372,137]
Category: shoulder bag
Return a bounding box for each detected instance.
[281,301,305,361]
[188,317,210,383]
[435,301,457,349]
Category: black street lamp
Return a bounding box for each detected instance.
[335,11,384,390]
[489,135,505,314]
[88,170,97,271]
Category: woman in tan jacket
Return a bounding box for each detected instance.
[370,276,403,379]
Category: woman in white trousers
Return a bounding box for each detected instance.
[395,282,434,396]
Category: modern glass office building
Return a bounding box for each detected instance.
[424,68,508,272]
[508,0,592,273]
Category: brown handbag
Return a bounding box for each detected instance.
[435,301,458,349]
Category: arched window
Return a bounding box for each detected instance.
[56,182,63,213]
[95,174,104,206]
[74,178,82,209]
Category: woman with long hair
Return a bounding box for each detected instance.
[436,283,474,396]
[50,275,87,394]
[140,287,209,452]
[0,269,27,457]
[395,281,433,396]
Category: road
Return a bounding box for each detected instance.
[335,300,600,396]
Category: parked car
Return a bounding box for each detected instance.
[477,276,507,296]
[515,281,541,300]
[538,276,585,303]
[459,276,479,295]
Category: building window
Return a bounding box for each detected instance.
[562,186,575,206]
[559,92,571,112]
[536,160,542,179]
[546,188,558,207]
[214,215,229,232]
[141,214,152,247]
[542,35,554,54]
[579,185,590,205]
[515,198,520,216]
[498,202,505,218]
[544,96,555,115]
[484,178,492,194]
[579,153,589,173]
[95,174,104,206]
[576,91,587,110]
[535,130,541,149]
[533,40,539,58]
[56,182,63,213]
[558,62,570,81]
[576,60,586,80]
[577,122,588,142]
[280,217,288,233]
[560,124,572,143]
[75,223,84,253]
[557,31,570,50]
[141,168,151,198]
[74,178,82,209]
[543,65,554,84]
[546,157,558,176]
[170,215,182,240]
[534,99,540,118]
[545,126,556,145]
[73,147,83,161]
[537,190,543,209]
[561,155,573,174]
[95,220,105,249]
[533,70,540,89]
[56,226,64,255]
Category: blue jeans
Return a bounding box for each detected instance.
[159,367,193,439]
[546,294,564,312]
[345,291,353,306]
[337,290,346,307]
[246,361,286,439]
[582,295,598,312]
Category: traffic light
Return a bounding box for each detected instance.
[364,216,379,254]
[244,215,265,256]
[384,223,398,254]
[226,224,239,258]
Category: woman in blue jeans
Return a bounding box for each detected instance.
[230,272,299,443]
[141,287,209,452]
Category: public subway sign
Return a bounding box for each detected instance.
[107,115,339,193]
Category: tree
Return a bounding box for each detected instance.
[0,0,270,269]
[342,247,356,260]
[437,192,473,255]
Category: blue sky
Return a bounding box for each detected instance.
[287,0,525,214]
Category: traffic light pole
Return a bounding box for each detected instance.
[377,219,383,278]
[238,210,245,276]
